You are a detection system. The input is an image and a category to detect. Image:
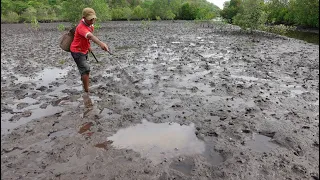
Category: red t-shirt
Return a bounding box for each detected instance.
[70,19,94,54]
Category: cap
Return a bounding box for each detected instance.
[82,8,97,20]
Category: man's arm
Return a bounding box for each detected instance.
[87,32,109,52]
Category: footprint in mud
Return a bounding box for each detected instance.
[16,103,29,110]
[82,108,94,117]
[78,122,94,134]
[8,110,32,122]
[94,140,113,150]
[83,94,93,108]
[52,96,70,106]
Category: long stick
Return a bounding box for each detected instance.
[107,50,140,83]
[91,51,99,63]
[107,50,113,55]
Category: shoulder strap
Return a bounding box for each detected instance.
[81,21,93,32]
[69,25,77,34]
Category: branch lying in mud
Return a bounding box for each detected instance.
[2,147,23,154]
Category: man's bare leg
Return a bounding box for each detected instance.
[82,73,93,107]
[82,73,90,93]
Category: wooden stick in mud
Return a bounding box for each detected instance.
[90,51,99,63]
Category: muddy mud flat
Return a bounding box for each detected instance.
[1,21,319,180]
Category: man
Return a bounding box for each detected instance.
[70,7,110,107]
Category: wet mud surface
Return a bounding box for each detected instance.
[1,21,319,179]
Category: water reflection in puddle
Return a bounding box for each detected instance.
[1,105,63,135]
[169,144,224,175]
[169,157,194,175]
[15,97,38,104]
[46,84,83,97]
[229,98,256,108]
[290,89,307,96]
[108,119,223,165]
[246,134,279,152]
[231,75,260,81]
[14,67,72,87]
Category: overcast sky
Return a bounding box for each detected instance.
[206,0,228,9]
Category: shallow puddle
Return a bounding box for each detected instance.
[229,98,256,108]
[290,89,307,97]
[231,75,260,81]
[169,157,194,175]
[246,134,279,152]
[169,144,225,175]
[202,144,225,165]
[1,105,63,134]
[46,84,83,97]
[107,119,223,164]
[15,97,38,104]
[14,67,71,87]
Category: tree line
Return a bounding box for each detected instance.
[1,0,318,30]
[1,0,220,23]
[221,0,319,29]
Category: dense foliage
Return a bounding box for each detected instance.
[221,0,319,28]
[233,0,268,31]
[1,0,220,23]
[2,0,317,31]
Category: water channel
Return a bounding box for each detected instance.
[284,29,319,45]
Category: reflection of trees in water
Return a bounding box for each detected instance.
[285,30,319,45]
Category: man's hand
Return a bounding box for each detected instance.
[99,42,109,52]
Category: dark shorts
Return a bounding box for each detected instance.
[71,52,90,75]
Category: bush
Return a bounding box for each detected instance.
[261,24,296,35]
[141,19,151,29]
[94,22,101,31]
[165,10,175,20]
[233,0,267,32]
[133,5,145,20]
[2,11,20,23]
[111,7,132,21]
[30,17,40,30]
[57,24,65,31]
[36,7,49,21]
[61,0,111,24]
[123,7,133,21]
[111,8,125,20]
[21,7,37,22]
